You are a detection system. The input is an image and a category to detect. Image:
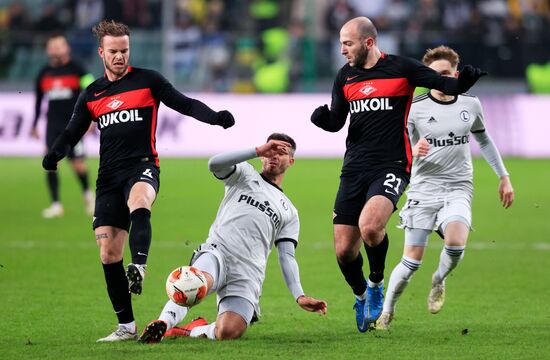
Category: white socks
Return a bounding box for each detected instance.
[433,245,465,285]
[119,321,136,333]
[158,300,189,329]
[190,323,216,340]
[382,256,422,314]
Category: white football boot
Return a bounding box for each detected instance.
[376,312,394,330]
[428,276,446,314]
[97,325,138,342]
[42,203,64,218]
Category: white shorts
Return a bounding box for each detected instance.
[191,242,261,321]
[399,189,472,233]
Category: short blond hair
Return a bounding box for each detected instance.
[422,45,460,68]
[92,20,130,46]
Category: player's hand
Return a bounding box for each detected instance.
[42,152,60,171]
[31,127,40,140]
[412,138,429,157]
[499,175,514,209]
[255,140,291,158]
[457,65,488,90]
[216,110,235,129]
[311,104,330,128]
[297,295,327,315]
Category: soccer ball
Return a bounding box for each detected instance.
[166,266,208,307]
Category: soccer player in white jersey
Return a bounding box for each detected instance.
[376,46,515,329]
[139,133,327,342]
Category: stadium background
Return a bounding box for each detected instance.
[1,1,549,359]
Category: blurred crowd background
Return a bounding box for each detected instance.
[1,0,549,93]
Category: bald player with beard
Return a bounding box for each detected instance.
[310,17,488,332]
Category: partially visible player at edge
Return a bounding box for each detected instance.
[139,134,327,343]
[42,20,235,342]
[377,46,514,330]
[310,16,487,332]
[32,33,95,218]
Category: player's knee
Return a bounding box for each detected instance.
[129,198,151,211]
[216,323,246,340]
[335,243,358,263]
[99,247,122,264]
[359,224,383,245]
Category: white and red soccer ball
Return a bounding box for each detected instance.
[165,266,208,307]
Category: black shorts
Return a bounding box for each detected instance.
[333,168,409,226]
[93,162,160,231]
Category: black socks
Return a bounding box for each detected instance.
[47,171,59,202]
[129,208,152,265]
[365,233,389,283]
[102,260,134,324]
[337,253,367,296]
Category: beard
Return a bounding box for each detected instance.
[104,59,128,77]
[353,45,369,68]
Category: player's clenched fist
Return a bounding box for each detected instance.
[216,110,235,129]
[310,104,330,128]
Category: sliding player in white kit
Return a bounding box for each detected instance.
[139,133,327,342]
[377,46,515,329]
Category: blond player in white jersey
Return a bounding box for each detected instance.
[139,133,327,342]
[377,46,515,329]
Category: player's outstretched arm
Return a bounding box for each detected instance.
[152,70,234,129]
[472,130,514,208]
[207,140,291,178]
[276,240,327,315]
[407,57,487,95]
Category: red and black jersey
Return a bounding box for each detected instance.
[34,60,87,131]
[64,66,219,174]
[327,53,467,175]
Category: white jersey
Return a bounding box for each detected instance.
[407,93,486,195]
[204,162,299,310]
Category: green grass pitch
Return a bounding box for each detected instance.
[1,157,549,359]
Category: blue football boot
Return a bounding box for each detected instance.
[366,283,384,323]
[353,297,369,332]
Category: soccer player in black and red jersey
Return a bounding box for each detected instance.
[42,20,235,342]
[310,17,487,332]
[32,33,95,218]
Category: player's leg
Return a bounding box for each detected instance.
[334,224,370,331]
[67,142,94,215]
[42,130,63,218]
[359,170,409,323]
[333,176,370,332]
[140,249,222,343]
[189,297,254,340]
[429,218,469,314]
[125,165,160,294]
[429,193,471,314]
[378,229,430,329]
[357,195,394,323]
[95,225,137,342]
[42,171,64,218]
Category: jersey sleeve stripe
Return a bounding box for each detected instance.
[213,165,237,180]
[471,129,486,134]
[274,238,298,248]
